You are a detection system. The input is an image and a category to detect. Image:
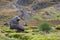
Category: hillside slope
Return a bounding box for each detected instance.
[0,0,60,26]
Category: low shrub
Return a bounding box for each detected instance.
[38,22,52,33]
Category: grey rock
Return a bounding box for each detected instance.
[16,0,34,6]
[10,16,24,31]
[32,2,55,10]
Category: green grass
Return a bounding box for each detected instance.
[0,24,60,40]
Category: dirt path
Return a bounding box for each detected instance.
[20,20,60,26]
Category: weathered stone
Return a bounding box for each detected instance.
[10,16,24,31]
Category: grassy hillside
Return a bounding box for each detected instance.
[0,0,60,40]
